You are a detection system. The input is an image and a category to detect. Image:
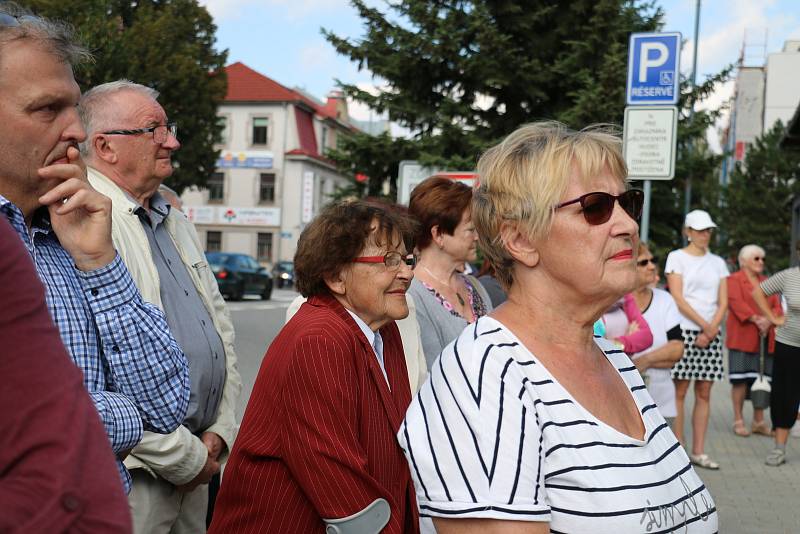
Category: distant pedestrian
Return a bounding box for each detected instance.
[631,243,684,426]
[600,292,653,355]
[753,251,800,467]
[726,244,781,437]
[665,209,729,470]
[407,177,492,368]
[158,183,184,212]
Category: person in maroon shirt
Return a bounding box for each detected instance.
[0,216,132,532]
[209,200,420,534]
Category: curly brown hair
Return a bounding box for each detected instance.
[294,200,417,297]
[408,177,473,250]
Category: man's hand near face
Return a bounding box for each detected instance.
[37,146,116,272]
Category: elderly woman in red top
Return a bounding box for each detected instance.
[726,244,782,437]
[209,200,420,534]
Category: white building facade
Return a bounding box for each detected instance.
[182,62,355,264]
[721,40,800,181]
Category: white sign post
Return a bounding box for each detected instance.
[625,31,681,243]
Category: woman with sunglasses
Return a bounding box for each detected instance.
[664,210,729,470]
[408,177,493,370]
[210,201,420,534]
[399,122,717,533]
[726,244,781,438]
[631,243,684,427]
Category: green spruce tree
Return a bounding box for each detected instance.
[719,122,800,270]
[324,0,663,195]
[23,0,228,193]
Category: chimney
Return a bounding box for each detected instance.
[326,90,348,122]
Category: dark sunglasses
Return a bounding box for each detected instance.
[555,189,644,225]
[637,257,658,267]
[752,257,764,262]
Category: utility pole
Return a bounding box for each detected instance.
[683,0,702,245]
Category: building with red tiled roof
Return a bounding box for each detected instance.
[182,62,359,266]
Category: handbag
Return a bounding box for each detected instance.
[750,335,771,410]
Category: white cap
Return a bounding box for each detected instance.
[684,209,717,231]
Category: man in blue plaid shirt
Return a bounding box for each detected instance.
[0,6,190,493]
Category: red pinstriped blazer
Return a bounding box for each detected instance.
[208,293,420,534]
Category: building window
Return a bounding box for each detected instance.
[208,172,224,203]
[259,173,276,203]
[206,231,222,252]
[252,117,269,145]
[257,233,273,263]
[321,126,328,153]
[217,115,229,144]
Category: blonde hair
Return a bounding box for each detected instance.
[473,121,628,288]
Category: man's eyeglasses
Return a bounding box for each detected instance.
[753,257,765,262]
[352,252,416,270]
[102,122,178,144]
[555,189,644,226]
[0,13,35,29]
[637,257,658,267]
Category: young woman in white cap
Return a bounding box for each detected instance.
[665,209,729,469]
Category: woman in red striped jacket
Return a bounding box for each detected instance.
[209,200,420,534]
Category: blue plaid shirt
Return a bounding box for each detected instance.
[0,196,190,492]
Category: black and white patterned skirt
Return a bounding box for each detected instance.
[728,349,772,384]
[671,328,724,381]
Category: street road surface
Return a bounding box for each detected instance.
[226,288,298,421]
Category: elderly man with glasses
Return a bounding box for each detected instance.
[80,80,241,534]
[0,2,189,502]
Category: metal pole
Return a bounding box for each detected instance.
[683,0,702,245]
[641,180,652,243]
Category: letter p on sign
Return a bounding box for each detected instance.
[639,42,668,82]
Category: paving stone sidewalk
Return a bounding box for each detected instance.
[681,380,800,533]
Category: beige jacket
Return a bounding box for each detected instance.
[89,168,241,485]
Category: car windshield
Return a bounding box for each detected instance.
[277,261,293,272]
[206,252,231,266]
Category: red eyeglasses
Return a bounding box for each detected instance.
[555,189,644,225]
[352,252,417,270]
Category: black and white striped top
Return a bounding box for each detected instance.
[761,267,800,348]
[398,317,718,533]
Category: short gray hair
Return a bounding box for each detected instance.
[0,2,91,68]
[738,244,765,266]
[78,80,160,156]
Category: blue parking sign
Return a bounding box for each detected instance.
[627,32,681,105]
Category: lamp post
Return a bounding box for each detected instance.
[682,0,702,245]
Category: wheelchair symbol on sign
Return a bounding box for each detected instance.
[659,71,674,86]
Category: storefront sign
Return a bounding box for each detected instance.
[216,150,274,169]
[184,205,280,226]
